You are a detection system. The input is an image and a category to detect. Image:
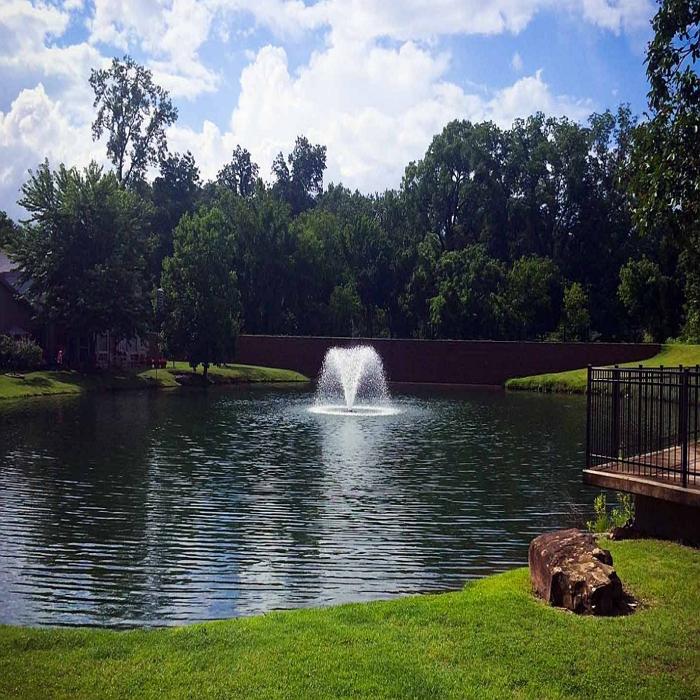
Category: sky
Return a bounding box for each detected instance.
[0,0,657,218]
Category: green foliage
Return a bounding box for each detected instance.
[217,145,259,197]
[586,492,635,533]
[558,282,590,341]
[618,256,675,341]
[10,161,151,341]
[0,335,43,372]
[630,0,700,340]
[161,208,241,376]
[428,244,505,339]
[149,151,202,281]
[90,55,178,187]
[329,282,363,336]
[272,135,327,216]
[503,256,561,339]
[0,210,15,247]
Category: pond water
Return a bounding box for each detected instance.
[0,386,594,627]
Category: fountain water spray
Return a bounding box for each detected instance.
[310,345,399,416]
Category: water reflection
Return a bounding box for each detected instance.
[0,386,593,627]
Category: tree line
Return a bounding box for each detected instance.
[1,0,698,374]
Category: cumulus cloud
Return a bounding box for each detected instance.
[0,0,653,214]
[0,85,105,217]
[89,0,219,98]
[169,43,591,194]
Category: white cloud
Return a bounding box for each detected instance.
[89,0,219,99]
[0,84,105,217]
[579,0,652,33]
[0,0,653,214]
[169,42,592,194]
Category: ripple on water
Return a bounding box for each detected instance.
[0,386,591,627]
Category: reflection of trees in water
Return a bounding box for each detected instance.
[0,387,591,625]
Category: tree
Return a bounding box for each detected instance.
[402,120,508,252]
[341,214,393,336]
[558,282,591,341]
[428,244,505,339]
[150,151,202,280]
[0,210,16,248]
[215,188,297,334]
[329,282,363,336]
[618,257,674,341]
[631,0,700,337]
[503,256,561,339]
[272,136,327,215]
[90,56,178,187]
[161,208,240,378]
[289,208,345,334]
[217,146,259,197]
[10,161,151,343]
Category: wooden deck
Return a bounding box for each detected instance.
[584,441,700,507]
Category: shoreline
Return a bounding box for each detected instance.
[0,363,309,402]
[505,343,700,394]
[0,539,697,698]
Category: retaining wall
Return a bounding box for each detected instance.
[235,335,660,386]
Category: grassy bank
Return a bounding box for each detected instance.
[506,343,700,393]
[0,362,308,401]
[1,539,698,699]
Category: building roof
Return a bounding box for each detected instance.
[0,249,31,296]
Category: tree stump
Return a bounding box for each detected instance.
[528,529,627,615]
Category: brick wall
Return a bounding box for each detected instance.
[235,335,660,385]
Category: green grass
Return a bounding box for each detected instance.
[0,539,698,699]
[506,343,700,393]
[0,362,308,401]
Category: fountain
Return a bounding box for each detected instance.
[309,345,399,416]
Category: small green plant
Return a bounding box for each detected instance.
[586,492,634,533]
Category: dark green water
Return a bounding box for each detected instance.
[0,386,594,627]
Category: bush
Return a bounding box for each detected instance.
[0,335,44,372]
[586,492,635,533]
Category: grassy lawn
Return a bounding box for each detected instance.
[506,343,700,393]
[0,539,698,699]
[0,362,308,400]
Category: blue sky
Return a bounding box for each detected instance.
[0,1,656,217]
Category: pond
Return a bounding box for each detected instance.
[0,385,594,627]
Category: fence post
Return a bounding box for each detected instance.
[611,366,620,461]
[586,365,592,468]
[679,367,689,488]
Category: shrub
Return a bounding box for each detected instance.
[586,492,635,533]
[0,335,44,372]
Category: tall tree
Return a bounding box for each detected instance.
[161,208,240,378]
[631,0,700,337]
[90,56,178,187]
[272,136,327,215]
[150,151,202,280]
[10,161,151,343]
[217,146,259,197]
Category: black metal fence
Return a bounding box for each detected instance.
[586,365,700,488]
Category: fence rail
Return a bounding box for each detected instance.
[586,365,700,489]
